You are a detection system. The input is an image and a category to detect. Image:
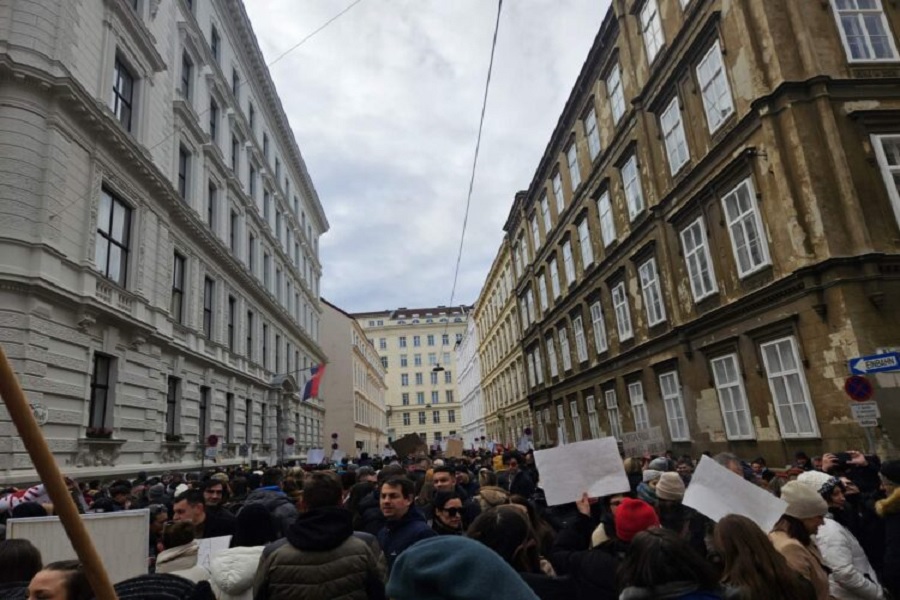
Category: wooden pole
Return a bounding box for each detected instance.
[0,344,117,600]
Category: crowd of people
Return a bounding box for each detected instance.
[0,447,898,600]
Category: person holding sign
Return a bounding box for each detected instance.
[769,482,832,600]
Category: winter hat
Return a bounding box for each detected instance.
[173,483,189,497]
[614,498,660,543]
[797,471,841,500]
[781,481,828,519]
[387,536,540,600]
[655,472,685,501]
[881,460,900,486]
[113,573,197,600]
[642,469,662,484]
[147,483,167,503]
[648,457,670,471]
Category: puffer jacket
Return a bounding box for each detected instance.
[208,545,263,600]
[253,506,386,600]
[816,515,884,600]
[155,540,210,583]
[243,486,298,537]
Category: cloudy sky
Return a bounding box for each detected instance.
[244,0,608,313]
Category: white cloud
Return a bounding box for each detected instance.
[244,0,608,312]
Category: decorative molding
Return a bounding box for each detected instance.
[72,438,125,468]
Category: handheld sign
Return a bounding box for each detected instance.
[306,448,325,464]
[391,433,427,457]
[533,437,630,506]
[445,438,464,458]
[683,456,787,532]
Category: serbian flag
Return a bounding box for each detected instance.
[302,363,326,401]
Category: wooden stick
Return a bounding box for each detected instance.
[0,344,117,600]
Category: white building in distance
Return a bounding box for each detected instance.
[0,0,328,483]
[457,313,486,447]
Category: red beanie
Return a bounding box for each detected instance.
[615,498,660,543]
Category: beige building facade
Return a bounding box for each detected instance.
[495,0,900,461]
[320,300,388,458]
[353,306,469,448]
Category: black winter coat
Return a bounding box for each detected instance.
[549,513,618,600]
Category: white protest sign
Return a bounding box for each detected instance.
[331,449,346,463]
[197,535,232,570]
[533,437,630,506]
[307,448,325,464]
[683,455,787,532]
[621,426,666,457]
[517,435,533,453]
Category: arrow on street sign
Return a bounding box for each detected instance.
[849,352,900,375]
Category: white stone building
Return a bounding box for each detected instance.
[0,0,328,483]
[457,314,485,447]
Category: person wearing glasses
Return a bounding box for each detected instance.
[430,491,464,535]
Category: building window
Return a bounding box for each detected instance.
[381,356,388,369]
[871,134,900,228]
[202,277,214,339]
[433,410,440,424]
[428,352,437,366]
[444,370,453,384]
[248,102,255,131]
[230,211,238,253]
[590,301,608,353]
[638,258,666,326]
[180,52,193,99]
[573,315,588,363]
[207,182,217,230]
[414,354,422,367]
[577,220,594,268]
[262,323,268,368]
[628,381,650,430]
[178,146,190,199]
[722,178,770,277]
[640,0,664,63]
[427,334,435,346]
[231,134,240,173]
[419,412,427,425]
[585,108,601,160]
[274,333,281,372]
[442,334,450,346]
[546,335,558,378]
[263,253,271,290]
[248,233,256,273]
[227,296,236,351]
[209,98,219,143]
[89,354,113,429]
[260,403,267,443]
[540,195,552,234]
[417,392,425,404]
[430,372,438,385]
[552,172,564,214]
[171,252,185,323]
[567,143,581,190]
[549,258,561,299]
[403,413,411,426]
[531,216,541,251]
[605,389,622,439]
[661,97,690,175]
[760,337,819,437]
[263,133,269,161]
[415,372,424,385]
[621,155,645,221]
[225,392,234,443]
[111,58,135,132]
[401,374,409,387]
[232,68,241,101]
[569,400,583,442]
[659,371,690,441]
[246,310,254,360]
[402,393,410,406]
[399,336,407,348]
[597,191,616,247]
[199,386,210,440]
[697,41,734,133]
[562,240,576,285]
[400,354,408,367]
[413,336,421,347]
[166,376,180,436]
[711,353,755,439]
[94,188,132,287]
[681,217,718,301]
[832,0,898,62]
[250,166,257,199]
[558,327,572,372]
[379,337,387,350]
[448,409,456,423]
[611,282,633,341]
[608,62,625,124]
[210,26,220,62]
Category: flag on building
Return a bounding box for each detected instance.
[302,363,326,401]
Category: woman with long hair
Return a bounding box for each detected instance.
[618,528,722,599]
[769,481,831,600]
[510,494,555,558]
[714,514,815,599]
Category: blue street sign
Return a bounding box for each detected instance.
[849,352,900,375]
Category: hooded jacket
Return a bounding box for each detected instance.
[155,540,210,583]
[243,486,298,538]
[815,515,884,600]
[253,506,386,600]
[208,545,263,600]
[377,506,437,572]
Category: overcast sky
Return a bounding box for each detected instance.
[244,0,608,313]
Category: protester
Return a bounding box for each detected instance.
[155,520,209,583]
[769,481,831,599]
[428,466,479,526]
[636,470,660,506]
[655,472,705,556]
[0,539,42,599]
[208,505,279,600]
[877,459,900,598]
[429,491,464,535]
[618,528,723,599]
[355,464,405,535]
[147,503,169,570]
[386,536,539,600]
[376,476,436,572]
[713,514,815,600]
[27,561,93,600]
[172,490,234,539]
[614,498,660,546]
[242,469,298,538]
[252,471,386,600]
[497,452,536,498]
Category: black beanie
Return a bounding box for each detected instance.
[881,460,900,486]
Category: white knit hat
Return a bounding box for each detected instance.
[781,480,828,519]
[655,472,685,501]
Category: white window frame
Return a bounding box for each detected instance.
[722,177,771,277]
[871,134,900,229]
[622,154,645,222]
[638,257,667,326]
[527,353,536,388]
[831,0,899,63]
[608,63,626,124]
[611,282,633,341]
[557,403,567,445]
[598,191,617,247]
[585,395,601,439]
[605,389,622,439]
[661,97,690,175]
[562,240,576,286]
[640,0,665,64]
[585,108,601,160]
[540,195,552,233]
[549,259,561,299]
[590,301,608,353]
[546,335,559,378]
[696,40,735,133]
[552,172,565,214]
[567,142,581,190]
[711,353,756,440]
[681,217,718,301]
[538,274,549,313]
[542,407,551,441]
[558,326,572,372]
[659,371,690,442]
[570,400,583,442]
[577,219,594,268]
[573,315,588,363]
[531,216,541,250]
[534,348,544,385]
[760,336,820,438]
[628,381,650,430]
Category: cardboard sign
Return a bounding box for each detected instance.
[445,438,464,458]
[197,535,232,570]
[533,437,630,506]
[391,433,427,457]
[683,456,787,532]
[621,426,666,457]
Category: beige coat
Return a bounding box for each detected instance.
[769,530,833,600]
[155,540,210,583]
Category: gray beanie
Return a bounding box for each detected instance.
[147,483,166,502]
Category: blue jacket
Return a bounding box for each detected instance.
[377,506,436,572]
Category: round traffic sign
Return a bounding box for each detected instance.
[844,375,874,402]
